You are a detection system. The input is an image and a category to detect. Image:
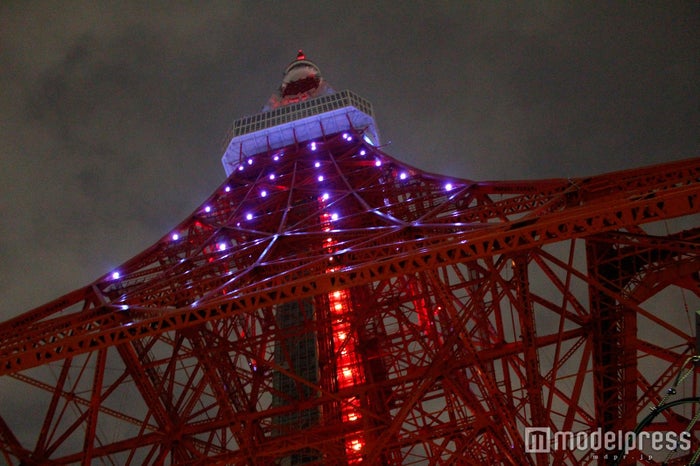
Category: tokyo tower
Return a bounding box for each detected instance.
[1,50,700,465]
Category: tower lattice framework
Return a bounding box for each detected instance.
[1,53,700,465]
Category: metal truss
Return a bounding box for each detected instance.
[1,130,698,465]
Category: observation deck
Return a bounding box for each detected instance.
[222,89,379,176]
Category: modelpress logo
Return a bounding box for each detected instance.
[524,427,692,455]
[524,427,551,453]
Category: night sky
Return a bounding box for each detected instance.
[1,2,698,322]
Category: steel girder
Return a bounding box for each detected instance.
[0,132,699,465]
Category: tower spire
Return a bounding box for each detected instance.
[265,49,333,109]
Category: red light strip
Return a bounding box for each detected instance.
[320,205,365,463]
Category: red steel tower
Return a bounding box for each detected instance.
[1,51,699,465]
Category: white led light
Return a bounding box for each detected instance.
[247,158,253,165]
[318,175,324,182]
[111,272,120,280]
[238,165,244,171]
[246,213,253,220]
[310,142,317,151]
[375,160,382,167]
[171,233,180,241]
[261,190,267,197]
[225,186,231,192]
[218,243,226,251]
[360,150,366,156]
[269,173,275,180]
[331,213,339,221]
[445,183,453,191]
[315,161,321,168]
[204,206,211,213]
[273,155,279,161]
[322,193,330,201]
[399,172,408,180]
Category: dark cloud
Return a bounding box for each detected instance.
[0,1,698,318]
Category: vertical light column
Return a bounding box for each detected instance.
[320,202,366,463]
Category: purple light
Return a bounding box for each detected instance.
[273,155,280,161]
[315,161,321,168]
[247,158,253,165]
[342,133,349,139]
[204,206,212,213]
[318,175,324,182]
[111,271,121,280]
[321,192,330,201]
[225,186,231,192]
[331,213,339,221]
[310,142,317,151]
[269,173,276,180]
[261,190,267,197]
[238,165,244,171]
[375,160,382,167]
[246,213,253,220]
[399,172,408,180]
[445,183,453,192]
[360,150,366,156]
[218,243,227,251]
[171,233,180,241]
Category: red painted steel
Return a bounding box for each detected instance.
[0,124,699,464]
